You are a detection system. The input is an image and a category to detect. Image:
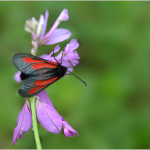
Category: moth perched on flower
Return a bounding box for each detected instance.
[12,39,87,97]
[12,9,88,148]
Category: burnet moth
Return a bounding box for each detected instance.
[12,53,89,97]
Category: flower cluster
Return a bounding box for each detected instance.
[13,9,80,145]
[24,9,71,55]
[13,90,78,145]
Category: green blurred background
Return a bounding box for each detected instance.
[0,1,150,149]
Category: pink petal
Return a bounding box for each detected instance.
[54,51,64,64]
[31,31,36,41]
[37,14,44,37]
[37,90,53,106]
[13,101,32,145]
[66,67,74,74]
[64,128,71,137]
[31,48,34,54]
[39,10,49,40]
[65,39,79,53]
[44,28,71,45]
[72,60,79,66]
[68,51,80,60]
[42,54,57,64]
[61,59,71,67]
[42,9,69,42]
[48,45,60,58]
[14,71,21,83]
[40,54,48,59]
[36,100,62,134]
[62,121,79,137]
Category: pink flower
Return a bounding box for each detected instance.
[36,90,79,136]
[42,39,80,73]
[40,9,71,45]
[24,9,71,49]
[13,90,78,145]
[63,39,80,66]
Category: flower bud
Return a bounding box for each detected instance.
[24,18,38,35]
[58,9,69,22]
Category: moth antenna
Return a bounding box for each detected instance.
[53,48,59,64]
[60,50,64,65]
[68,70,87,87]
[68,63,91,68]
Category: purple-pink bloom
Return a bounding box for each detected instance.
[56,39,80,65]
[36,90,79,136]
[24,9,71,49]
[41,9,70,45]
[13,90,78,145]
[13,100,32,145]
[62,39,80,66]
[42,39,80,73]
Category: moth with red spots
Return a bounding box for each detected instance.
[12,53,87,97]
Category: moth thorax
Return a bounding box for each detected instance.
[57,65,67,77]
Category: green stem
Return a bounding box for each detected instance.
[29,97,42,149]
[32,46,38,56]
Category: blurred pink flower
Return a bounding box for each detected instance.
[63,120,79,137]
[36,90,79,136]
[24,9,71,49]
[13,91,78,145]
[14,71,21,83]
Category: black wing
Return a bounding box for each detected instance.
[18,73,59,97]
[12,53,58,75]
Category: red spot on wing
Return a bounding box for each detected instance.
[32,63,57,69]
[28,85,47,94]
[22,57,58,69]
[35,77,58,86]
[23,57,44,63]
